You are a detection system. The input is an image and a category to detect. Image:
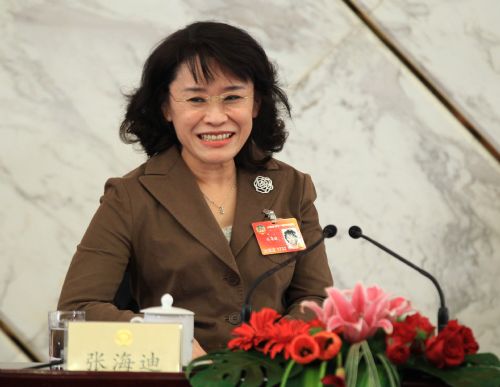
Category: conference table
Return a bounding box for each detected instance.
[0,362,449,387]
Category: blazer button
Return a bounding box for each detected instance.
[225,312,241,325]
[225,273,240,286]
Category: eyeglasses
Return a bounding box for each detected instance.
[170,92,250,109]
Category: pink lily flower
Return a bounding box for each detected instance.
[302,283,412,343]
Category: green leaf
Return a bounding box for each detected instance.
[465,353,500,366]
[367,331,387,354]
[301,365,323,386]
[280,360,295,387]
[346,343,362,387]
[186,350,294,387]
[360,341,381,387]
[408,356,500,387]
[309,326,323,336]
[318,361,328,387]
[376,353,400,387]
[280,362,326,387]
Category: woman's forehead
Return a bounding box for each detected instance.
[172,59,250,88]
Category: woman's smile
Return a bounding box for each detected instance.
[198,131,235,145]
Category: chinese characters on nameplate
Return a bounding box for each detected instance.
[65,322,182,372]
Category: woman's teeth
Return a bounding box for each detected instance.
[199,133,233,141]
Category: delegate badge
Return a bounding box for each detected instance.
[252,218,306,255]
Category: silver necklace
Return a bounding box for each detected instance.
[202,184,236,215]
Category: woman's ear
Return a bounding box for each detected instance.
[162,103,172,122]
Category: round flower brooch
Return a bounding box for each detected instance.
[254,176,273,194]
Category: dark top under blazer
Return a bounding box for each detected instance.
[58,146,333,351]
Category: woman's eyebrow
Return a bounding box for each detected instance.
[181,84,247,93]
[181,86,206,92]
[223,85,246,91]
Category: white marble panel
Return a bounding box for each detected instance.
[0,330,30,363]
[1,0,499,361]
[354,0,500,153]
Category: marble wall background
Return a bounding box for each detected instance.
[355,0,500,152]
[1,0,499,361]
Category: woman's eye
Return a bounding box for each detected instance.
[187,97,207,104]
[223,95,244,102]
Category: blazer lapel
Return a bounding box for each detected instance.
[231,161,283,258]
[138,148,238,274]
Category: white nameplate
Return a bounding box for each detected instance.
[65,321,182,372]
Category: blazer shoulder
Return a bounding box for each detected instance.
[101,162,147,194]
[268,158,311,182]
[107,147,181,187]
[121,162,148,180]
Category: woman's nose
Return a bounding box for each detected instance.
[202,101,228,125]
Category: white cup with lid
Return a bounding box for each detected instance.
[130,294,194,366]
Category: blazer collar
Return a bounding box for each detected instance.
[139,147,283,272]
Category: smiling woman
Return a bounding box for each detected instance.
[57,21,333,358]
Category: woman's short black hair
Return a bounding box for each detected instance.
[119,21,290,169]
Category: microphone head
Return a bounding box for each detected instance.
[348,226,363,239]
[323,224,337,238]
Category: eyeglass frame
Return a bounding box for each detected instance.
[169,92,251,109]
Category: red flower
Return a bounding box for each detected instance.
[426,334,464,367]
[308,318,326,329]
[228,323,255,351]
[323,368,345,386]
[461,326,479,354]
[228,308,281,351]
[385,320,415,364]
[262,318,311,359]
[386,313,436,358]
[313,331,342,360]
[322,374,346,387]
[405,313,434,338]
[386,337,411,365]
[391,320,417,343]
[443,335,466,366]
[425,320,478,368]
[289,334,320,364]
[228,308,322,360]
[249,307,281,341]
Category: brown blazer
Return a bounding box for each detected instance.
[58,147,333,352]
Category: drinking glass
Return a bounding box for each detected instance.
[48,310,85,366]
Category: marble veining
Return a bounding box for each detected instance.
[1,0,499,360]
[0,329,30,363]
[354,0,500,153]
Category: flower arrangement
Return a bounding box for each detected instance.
[186,284,500,386]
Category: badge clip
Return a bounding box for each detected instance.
[262,209,277,223]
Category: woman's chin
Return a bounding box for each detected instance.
[182,149,238,169]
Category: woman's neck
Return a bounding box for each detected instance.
[181,152,237,186]
[181,150,238,229]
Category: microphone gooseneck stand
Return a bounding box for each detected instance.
[348,225,449,332]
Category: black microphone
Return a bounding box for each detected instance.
[241,224,337,323]
[348,225,449,332]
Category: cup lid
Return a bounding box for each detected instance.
[140,294,194,316]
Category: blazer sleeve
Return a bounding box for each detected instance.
[284,173,333,318]
[57,178,137,322]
